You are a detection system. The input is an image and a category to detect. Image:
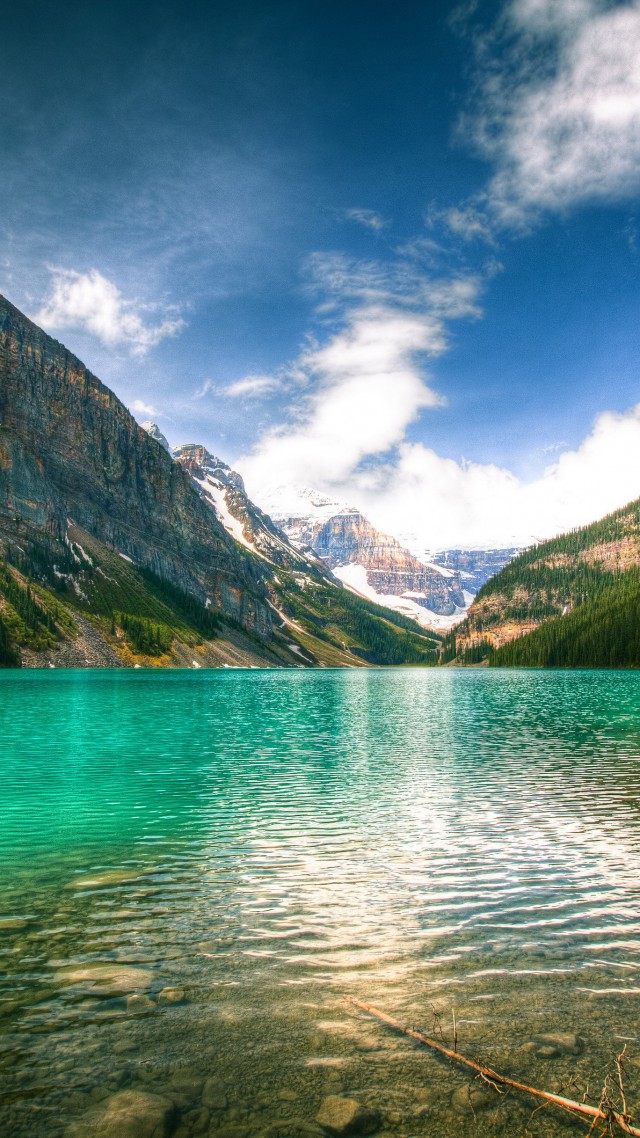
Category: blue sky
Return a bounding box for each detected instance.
[3,0,640,547]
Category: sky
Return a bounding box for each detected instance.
[3,0,640,549]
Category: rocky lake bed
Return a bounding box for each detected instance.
[3,668,640,1136]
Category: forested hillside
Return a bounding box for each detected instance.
[450,498,640,668]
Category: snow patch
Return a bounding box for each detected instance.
[333,563,468,631]
[196,476,255,551]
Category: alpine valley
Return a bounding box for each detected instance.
[0,293,447,669]
[3,290,637,674]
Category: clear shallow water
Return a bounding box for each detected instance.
[2,669,640,1136]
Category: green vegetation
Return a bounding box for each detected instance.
[272,570,441,665]
[117,613,173,656]
[0,614,20,666]
[0,530,227,664]
[490,569,640,668]
[0,528,445,668]
[459,638,493,665]
[453,497,640,669]
[138,567,222,638]
[0,562,61,650]
[440,631,457,664]
[471,499,640,632]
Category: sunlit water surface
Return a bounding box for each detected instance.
[2,668,640,1137]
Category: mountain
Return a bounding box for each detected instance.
[255,484,519,628]
[427,547,521,593]
[171,443,311,570]
[140,420,172,453]
[0,294,272,635]
[449,498,640,667]
[257,485,470,627]
[0,294,440,669]
[158,438,443,666]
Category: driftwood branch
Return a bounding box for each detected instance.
[345,996,640,1137]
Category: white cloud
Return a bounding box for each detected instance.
[193,379,216,399]
[247,403,640,551]
[34,268,185,355]
[509,0,603,36]
[343,208,389,232]
[241,307,448,489]
[373,403,640,550]
[130,399,160,417]
[471,0,640,224]
[240,257,487,493]
[445,205,495,243]
[224,374,280,398]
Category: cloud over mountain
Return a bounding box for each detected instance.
[35,268,185,355]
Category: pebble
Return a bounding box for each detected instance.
[0,918,30,931]
[524,1032,584,1058]
[316,1095,380,1136]
[451,1082,498,1115]
[157,987,186,1005]
[126,994,156,1014]
[64,1088,175,1137]
[55,964,154,995]
[65,870,140,891]
[355,1036,383,1053]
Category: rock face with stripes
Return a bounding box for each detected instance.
[0,294,272,637]
[170,442,316,571]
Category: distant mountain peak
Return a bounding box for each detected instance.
[140,421,172,454]
[172,443,246,492]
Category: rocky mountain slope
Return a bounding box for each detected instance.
[428,547,520,593]
[256,485,469,627]
[0,294,440,668]
[449,498,640,666]
[172,443,310,570]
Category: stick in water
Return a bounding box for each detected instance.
[345,996,640,1137]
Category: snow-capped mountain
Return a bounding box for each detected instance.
[140,421,172,454]
[171,444,310,570]
[254,484,472,628]
[426,547,522,593]
[251,483,519,627]
[141,431,516,630]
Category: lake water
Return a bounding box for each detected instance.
[2,668,640,1138]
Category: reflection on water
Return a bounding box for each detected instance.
[2,668,640,1136]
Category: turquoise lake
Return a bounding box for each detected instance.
[2,668,640,1137]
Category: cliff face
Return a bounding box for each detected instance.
[429,548,520,592]
[272,503,465,617]
[0,295,271,636]
[172,443,308,571]
[314,510,465,614]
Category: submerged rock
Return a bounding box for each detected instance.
[316,1095,380,1136]
[451,1083,497,1115]
[0,917,30,931]
[126,993,156,1013]
[158,987,186,1005]
[202,1076,228,1110]
[64,1089,175,1137]
[55,964,154,995]
[524,1032,584,1058]
[66,870,140,890]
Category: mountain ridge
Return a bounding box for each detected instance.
[0,293,441,669]
[449,498,640,666]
